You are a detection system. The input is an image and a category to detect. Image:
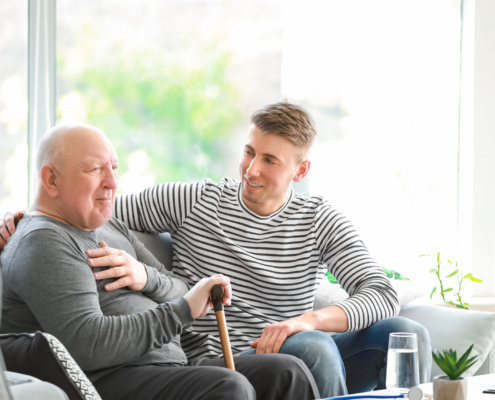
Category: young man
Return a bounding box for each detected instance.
[1,103,432,397]
[0,124,319,400]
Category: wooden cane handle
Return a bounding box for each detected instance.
[211,284,235,370]
[211,284,224,312]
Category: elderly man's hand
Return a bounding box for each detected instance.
[184,275,231,319]
[0,210,26,250]
[86,241,148,291]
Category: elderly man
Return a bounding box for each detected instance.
[0,124,319,400]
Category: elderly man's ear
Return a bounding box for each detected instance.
[40,164,60,198]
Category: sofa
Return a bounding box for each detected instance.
[132,231,495,380]
[1,230,495,400]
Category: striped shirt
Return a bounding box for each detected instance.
[114,177,399,361]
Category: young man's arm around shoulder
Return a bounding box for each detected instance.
[113,181,208,234]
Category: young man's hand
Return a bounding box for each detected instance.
[250,318,313,354]
[251,306,349,354]
[0,210,26,250]
[184,275,231,319]
[86,241,148,291]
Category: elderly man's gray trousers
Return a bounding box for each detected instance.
[93,353,320,400]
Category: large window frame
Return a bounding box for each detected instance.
[27,0,56,203]
[461,0,495,299]
[26,0,495,298]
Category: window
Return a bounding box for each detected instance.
[55,0,462,282]
[0,1,469,287]
[294,1,462,283]
[0,2,28,217]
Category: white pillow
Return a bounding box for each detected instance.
[314,276,348,305]
[399,303,495,378]
[390,279,429,306]
[314,276,428,309]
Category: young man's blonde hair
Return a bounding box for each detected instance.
[250,102,317,163]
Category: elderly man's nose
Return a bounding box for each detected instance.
[103,166,118,189]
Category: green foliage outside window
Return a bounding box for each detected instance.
[325,267,409,284]
[58,42,243,188]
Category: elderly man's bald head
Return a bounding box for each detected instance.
[34,123,118,230]
[36,124,107,178]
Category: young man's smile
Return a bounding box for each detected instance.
[243,176,263,190]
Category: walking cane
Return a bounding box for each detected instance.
[211,284,236,370]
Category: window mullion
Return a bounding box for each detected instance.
[28,0,56,205]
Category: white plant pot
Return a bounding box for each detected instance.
[433,375,468,400]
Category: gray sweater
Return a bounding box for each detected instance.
[0,215,193,381]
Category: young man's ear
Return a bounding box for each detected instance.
[293,160,311,182]
[40,164,60,199]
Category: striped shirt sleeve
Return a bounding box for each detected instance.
[315,203,400,332]
[114,181,206,234]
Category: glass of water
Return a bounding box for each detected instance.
[386,332,419,393]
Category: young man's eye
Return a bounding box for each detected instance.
[265,158,275,164]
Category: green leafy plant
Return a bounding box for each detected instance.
[432,344,479,380]
[325,271,339,284]
[381,267,410,281]
[421,253,483,310]
[325,267,409,285]
[57,29,243,189]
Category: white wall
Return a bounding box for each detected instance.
[470,0,495,297]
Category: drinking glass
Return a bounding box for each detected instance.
[386,332,420,393]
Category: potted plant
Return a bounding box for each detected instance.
[432,344,479,400]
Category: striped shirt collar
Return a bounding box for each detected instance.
[236,180,294,220]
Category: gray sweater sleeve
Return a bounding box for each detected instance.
[126,229,189,303]
[11,229,194,371]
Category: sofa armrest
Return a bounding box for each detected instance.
[1,363,69,400]
[9,379,69,400]
[398,303,495,378]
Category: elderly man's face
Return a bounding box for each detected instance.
[54,128,118,230]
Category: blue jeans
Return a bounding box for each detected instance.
[239,316,432,399]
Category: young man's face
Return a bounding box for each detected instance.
[238,124,310,216]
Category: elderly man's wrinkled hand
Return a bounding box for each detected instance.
[0,210,26,251]
[86,241,148,291]
[184,275,231,319]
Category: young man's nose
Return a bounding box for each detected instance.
[246,157,261,177]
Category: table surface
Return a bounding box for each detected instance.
[351,373,495,399]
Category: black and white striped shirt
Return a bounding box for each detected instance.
[115,178,399,361]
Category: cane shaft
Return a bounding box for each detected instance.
[215,310,236,370]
